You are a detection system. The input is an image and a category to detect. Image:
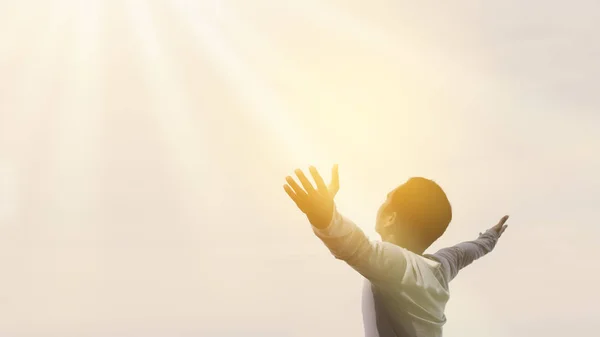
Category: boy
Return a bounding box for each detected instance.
[283,165,509,337]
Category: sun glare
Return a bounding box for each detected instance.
[170,0,329,165]
[0,1,508,335]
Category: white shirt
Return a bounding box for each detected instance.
[312,207,500,337]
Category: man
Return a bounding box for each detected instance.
[283,165,509,337]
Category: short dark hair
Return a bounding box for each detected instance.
[388,177,452,243]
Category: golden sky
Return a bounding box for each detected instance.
[0,1,598,336]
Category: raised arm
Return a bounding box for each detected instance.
[283,165,408,286]
[431,216,509,282]
[311,206,409,285]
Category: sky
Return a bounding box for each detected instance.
[0,0,599,336]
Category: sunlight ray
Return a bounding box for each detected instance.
[4,2,76,233]
[216,3,335,125]
[283,0,449,86]
[0,2,53,62]
[171,0,328,166]
[3,1,97,331]
[8,1,74,130]
[26,1,107,327]
[49,0,104,222]
[288,0,507,108]
[213,3,406,171]
[2,1,73,129]
[125,0,226,212]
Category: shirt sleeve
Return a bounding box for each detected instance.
[431,229,500,282]
[312,206,409,287]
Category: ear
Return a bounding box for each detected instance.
[383,212,397,228]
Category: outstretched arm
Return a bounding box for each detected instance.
[283,165,409,287]
[311,205,409,286]
[431,216,509,282]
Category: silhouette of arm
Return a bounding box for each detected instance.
[312,206,409,287]
[431,229,500,282]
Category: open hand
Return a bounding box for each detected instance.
[489,215,509,238]
[283,165,339,229]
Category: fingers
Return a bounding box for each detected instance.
[309,166,328,194]
[329,164,339,193]
[283,184,297,201]
[494,215,509,230]
[499,224,508,236]
[493,215,509,237]
[286,176,307,198]
[295,169,317,195]
[284,165,337,203]
[283,184,302,207]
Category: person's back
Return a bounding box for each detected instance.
[282,165,509,337]
[362,245,450,337]
[361,228,505,336]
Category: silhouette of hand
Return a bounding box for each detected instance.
[283,165,339,229]
[489,215,509,237]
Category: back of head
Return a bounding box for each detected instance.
[388,177,452,247]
